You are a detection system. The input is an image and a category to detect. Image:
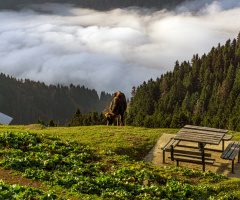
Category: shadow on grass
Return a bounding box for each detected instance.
[114,145,152,161]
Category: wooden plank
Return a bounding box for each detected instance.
[178,128,225,136]
[173,156,214,165]
[174,129,225,144]
[172,140,180,147]
[178,131,224,138]
[225,142,240,158]
[161,138,175,150]
[177,133,224,141]
[180,129,226,136]
[175,136,221,143]
[184,125,228,133]
[173,149,212,157]
[221,142,235,159]
[178,133,224,141]
[229,149,240,160]
[171,154,215,161]
[222,135,233,141]
[162,139,180,150]
[176,132,223,141]
[174,134,223,145]
[229,143,240,160]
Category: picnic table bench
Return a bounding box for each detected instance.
[161,137,180,163]
[168,147,215,171]
[161,125,234,171]
[221,141,240,173]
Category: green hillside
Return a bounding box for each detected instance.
[0,125,240,199]
[0,74,112,125]
[127,33,240,131]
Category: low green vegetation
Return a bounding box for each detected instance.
[0,125,240,199]
[0,179,66,200]
[0,125,176,160]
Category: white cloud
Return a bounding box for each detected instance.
[0,1,240,97]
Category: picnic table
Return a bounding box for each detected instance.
[174,125,229,152]
[161,125,236,172]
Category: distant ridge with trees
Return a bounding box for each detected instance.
[126,33,240,131]
[0,74,112,125]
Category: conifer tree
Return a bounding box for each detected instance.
[126,33,240,130]
[67,108,83,127]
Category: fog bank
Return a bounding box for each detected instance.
[0,1,240,96]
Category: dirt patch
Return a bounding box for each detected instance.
[0,167,47,190]
[0,167,81,200]
[144,133,240,178]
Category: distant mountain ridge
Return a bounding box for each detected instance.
[0,74,112,125]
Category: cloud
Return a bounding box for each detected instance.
[0,1,240,97]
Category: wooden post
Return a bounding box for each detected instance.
[222,140,224,151]
[163,150,165,163]
[200,143,205,172]
[171,145,174,161]
[232,159,235,173]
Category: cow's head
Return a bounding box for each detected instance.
[105,112,115,126]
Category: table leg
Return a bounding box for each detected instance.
[199,143,205,172]
[163,150,165,163]
[171,145,174,161]
[232,159,235,173]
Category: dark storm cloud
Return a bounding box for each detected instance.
[0,1,240,96]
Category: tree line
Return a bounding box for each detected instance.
[0,74,112,125]
[37,108,107,127]
[126,33,240,131]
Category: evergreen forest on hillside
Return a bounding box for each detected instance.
[0,0,187,11]
[126,33,240,131]
[0,74,112,125]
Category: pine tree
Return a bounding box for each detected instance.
[36,117,45,125]
[68,108,83,127]
[47,118,57,127]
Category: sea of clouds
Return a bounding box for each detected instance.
[0,0,240,97]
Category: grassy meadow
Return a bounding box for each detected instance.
[0,125,179,160]
[0,124,240,199]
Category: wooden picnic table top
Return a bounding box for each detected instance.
[174,125,228,145]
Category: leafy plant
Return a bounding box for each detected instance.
[0,179,66,200]
[0,131,237,199]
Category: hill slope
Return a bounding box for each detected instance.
[0,74,112,125]
[127,33,240,131]
[0,125,240,199]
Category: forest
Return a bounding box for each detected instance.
[0,0,187,11]
[0,74,112,125]
[126,33,240,131]
[2,34,240,129]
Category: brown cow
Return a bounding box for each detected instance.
[105,91,127,126]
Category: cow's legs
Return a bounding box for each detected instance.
[120,114,124,126]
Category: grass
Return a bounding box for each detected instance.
[0,124,240,199]
[0,124,179,160]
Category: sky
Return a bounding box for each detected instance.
[0,0,240,97]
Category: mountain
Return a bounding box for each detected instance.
[126,33,240,131]
[0,74,112,125]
